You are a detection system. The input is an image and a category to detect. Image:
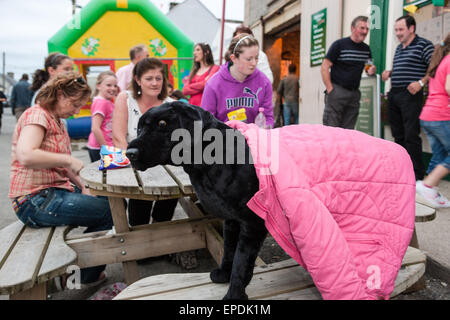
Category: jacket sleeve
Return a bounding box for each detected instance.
[10,86,17,110]
[277,79,284,96]
[200,82,218,118]
[262,81,274,128]
[116,67,128,92]
[281,188,371,300]
[182,66,220,96]
[182,80,204,96]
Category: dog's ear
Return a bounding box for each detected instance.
[170,102,204,128]
[170,102,222,148]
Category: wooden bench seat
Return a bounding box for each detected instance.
[114,246,426,300]
[415,202,436,223]
[0,221,77,299]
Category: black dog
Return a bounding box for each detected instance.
[126,101,267,300]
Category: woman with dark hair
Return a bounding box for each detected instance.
[201,33,274,127]
[30,52,73,105]
[416,33,450,208]
[112,58,178,226]
[9,71,113,286]
[182,43,219,106]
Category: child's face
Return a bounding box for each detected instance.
[232,45,259,77]
[97,76,118,100]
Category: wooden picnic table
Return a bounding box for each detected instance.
[77,161,224,285]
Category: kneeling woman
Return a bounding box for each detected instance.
[9,72,113,286]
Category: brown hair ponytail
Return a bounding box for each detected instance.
[427,33,450,78]
[30,52,72,92]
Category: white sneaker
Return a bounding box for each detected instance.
[416,181,450,208]
[106,226,116,236]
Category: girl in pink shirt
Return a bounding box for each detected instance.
[416,34,450,208]
[87,71,118,161]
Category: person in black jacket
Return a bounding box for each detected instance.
[10,74,33,120]
[0,89,7,133]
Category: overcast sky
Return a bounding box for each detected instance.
[0,0,244,81]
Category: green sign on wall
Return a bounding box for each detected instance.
[310,8,327,67]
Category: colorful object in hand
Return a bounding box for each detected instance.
[99,145,130,170]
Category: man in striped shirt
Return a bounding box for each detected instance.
[382,15,434,181]
[321,16,376,129]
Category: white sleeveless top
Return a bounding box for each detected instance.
[126,91,173,143]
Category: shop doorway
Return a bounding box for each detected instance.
[265,29,300,91]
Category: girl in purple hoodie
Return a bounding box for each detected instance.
[201,34,274,127]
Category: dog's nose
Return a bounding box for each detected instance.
[126,148,139,162]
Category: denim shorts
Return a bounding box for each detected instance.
[420,120,450,173]
[15,187,113,233]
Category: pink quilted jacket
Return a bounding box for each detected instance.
[226,121,416,300]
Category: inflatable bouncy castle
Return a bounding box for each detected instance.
[48,0,194,138]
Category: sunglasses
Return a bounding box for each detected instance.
[70,76,86,85]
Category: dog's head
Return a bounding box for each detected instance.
[126,101,220,171]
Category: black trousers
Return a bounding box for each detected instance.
[128,198,178,226]
[387,88,426,180]
[88,148,101,162]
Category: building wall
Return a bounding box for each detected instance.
[343,0,371,39]
[245,0,273,26]
[245,0,301,91]
[299,0,343,124]
[384,0,404,94]
[299,0,384,125]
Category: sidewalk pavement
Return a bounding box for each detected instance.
[0,108,449,299]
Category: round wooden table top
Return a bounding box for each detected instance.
[80,161,194,200]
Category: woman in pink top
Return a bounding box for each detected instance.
[87,71,118,162]
[416,34,450,208]
[182,43,219,106]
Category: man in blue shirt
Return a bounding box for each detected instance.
[11,73,33,121]
[382,15,434,181]
[321,16,376,130]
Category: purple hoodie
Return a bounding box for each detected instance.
[201,62,274,127]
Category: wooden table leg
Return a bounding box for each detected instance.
[405,226,425,292]
[409,227,419,249]
[10,282,47,300]
[178,197,266,267]
[108,197,140,285]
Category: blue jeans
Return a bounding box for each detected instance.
[420,120,450,173]
[283,102,299,125]
[15,187,113,283]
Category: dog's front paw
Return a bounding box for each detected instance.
[210,268,231,283]
[223,291,248,300]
